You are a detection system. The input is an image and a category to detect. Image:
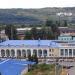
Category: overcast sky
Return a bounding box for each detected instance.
[0,0,75,9]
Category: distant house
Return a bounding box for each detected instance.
[59,27,75,36]
[58,27,75,41]
[58,34,72,41]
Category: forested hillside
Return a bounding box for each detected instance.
[0,7,75,25]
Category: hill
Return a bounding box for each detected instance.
[0,7,75,25]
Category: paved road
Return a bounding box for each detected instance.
[67,66,75,75]
[47,61,75,75]
[59,62,75,75]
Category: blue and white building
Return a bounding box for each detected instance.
[0,40,75,61]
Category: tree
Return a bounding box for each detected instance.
[46,27,55,39]
[64,20,67,27]
[45,19,60,39]
[31,27,38,39]
[24,31,32,40]
[32,54,38,64]
[51,24,60,39]
[5,25,18,40]
[46,20,53,26]
[41,27,47,39]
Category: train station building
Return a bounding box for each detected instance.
[0,40,75,61]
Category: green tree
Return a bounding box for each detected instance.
[5,25,18,40]
[46,20,53,26]
[45,19,60,39]
[64,20,67,27]
[46,27,55,39]
[32,54,38,64]
[31,27,38,39]
[24,31,32,40]
[51,24,60,39]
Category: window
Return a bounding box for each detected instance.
[65,49,68,56]
[6,49,10,57]
[11,49,15,57]
[43,50,47,56]
[69,49,72,56]
[73,49,75,56]
[49,49,51,52]
[49,54,51,56]
[38,49,42,57]
[22,50,26,58]
[27,49,31,57]
[1,49,5,57]
[60,49,64,56]
[52,54,54,56]
[17,50,21,57]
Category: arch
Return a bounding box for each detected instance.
[33,49,37,56]
[38,49,42,57]
[1,49,5,57]
[17,50,21,57]
[22,50,26,58]
[6,49,10,57]
[43,49,47,57]
[11,49,15,57]
[27,49,31,57]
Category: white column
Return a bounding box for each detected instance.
[31,49,33,56]
[47,49,49,57]
[15,49,17,57]
[5,50,7,57]
[64,49,65,57]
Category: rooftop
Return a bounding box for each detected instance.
[1,40,75,48]
[0,40,60,48]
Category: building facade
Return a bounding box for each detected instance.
[0,40,75,61]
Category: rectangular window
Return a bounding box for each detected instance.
[49,54,51,56]
[49,49,51,52]
[65,49,68,56]
[69,49,72,56]
[73,49,75,56]
[60,49,64,56]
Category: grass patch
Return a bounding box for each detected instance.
[24,63,62,75]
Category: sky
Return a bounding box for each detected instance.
[0,0,75,9]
